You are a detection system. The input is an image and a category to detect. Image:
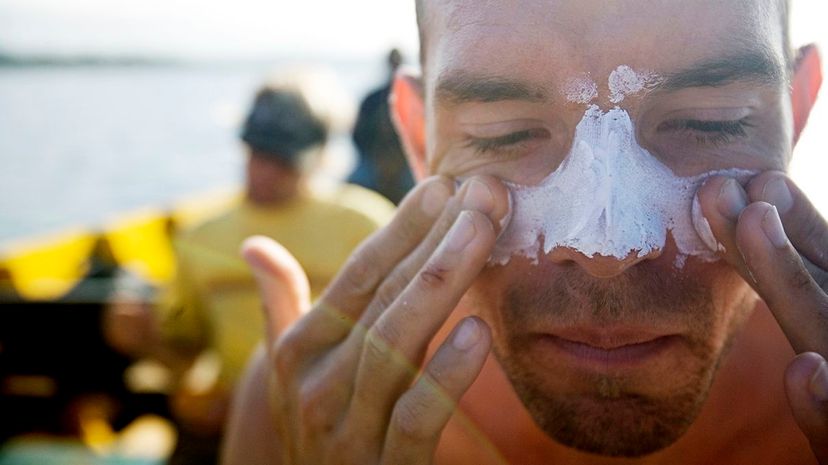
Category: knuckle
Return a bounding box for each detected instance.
[339,249,383,298]
[787,260,816,291]
[297,378,337,432]
[363,324,399,363]
[417,262,449,289]
[326,432,371,465]
[272,328,304,378]
[391,392,435,441]
[394,210,427,243]
[373,275,406,311]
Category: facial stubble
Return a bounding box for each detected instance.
[476,259,755,457]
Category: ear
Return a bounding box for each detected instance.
[390,72,428,181]
[791,44,822,145]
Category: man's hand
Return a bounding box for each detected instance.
[696,171,828,461]
[239,175,510,465]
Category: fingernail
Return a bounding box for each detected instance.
[445,211,477,253]
[717,178,748,221]
[761,177,794,215]
[421,181,451,218]
[692,194,720,253]
[463,179,494,214]
[762,205,789,249]
[452,318,481,351]
[496,189,514,238]
[809,360,828,402]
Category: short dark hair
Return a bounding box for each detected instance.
[241,86,327,167]
[415,0,792,70]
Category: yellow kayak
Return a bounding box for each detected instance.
[0,187,240,301]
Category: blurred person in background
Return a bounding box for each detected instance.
[105,69,395,465]
[348,48,415,205]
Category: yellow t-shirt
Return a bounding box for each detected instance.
[160,183,395,385]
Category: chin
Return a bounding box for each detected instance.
[500,351,715,457]
[469,250,755,457]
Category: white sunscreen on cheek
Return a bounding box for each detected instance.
[492,68,754,266]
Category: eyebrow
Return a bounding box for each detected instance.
[658,50,786,91]
[435,72,549,104]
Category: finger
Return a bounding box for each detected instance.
[323,176,509,407]
[785,352,828,462]
[300,176,454,347]
[242,236,312,344]
[733,202,828,355]
[382,317,492,465]
[694,176,828,354]
[349,209,498,446]
[747,171,828,278]
[355,176,510,332]
[693,175,752,278]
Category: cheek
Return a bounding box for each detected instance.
[706,263,757,339]
[465,260,534,343]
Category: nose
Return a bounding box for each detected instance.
[546,247,662,278]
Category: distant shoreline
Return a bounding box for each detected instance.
[0,51,384,70]
[0,53,180,68]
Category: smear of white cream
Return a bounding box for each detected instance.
[491,105,754,266]
[608,65,657,104]
[564,76,598,104]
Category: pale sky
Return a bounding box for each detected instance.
[0,0,420,59]
[0,1,824,60]
[1,0,827,209]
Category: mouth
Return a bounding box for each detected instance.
[536,326,682,370]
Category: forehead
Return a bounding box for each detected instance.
[422,0,785,90]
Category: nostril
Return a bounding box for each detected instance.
[547,247,661,278]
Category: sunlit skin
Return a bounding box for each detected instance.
[404,0,815,461]
[220,0,827,464]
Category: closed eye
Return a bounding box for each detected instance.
[658,118,752,146]
[466,128,550,155]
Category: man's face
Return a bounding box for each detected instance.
[419,0,792,456]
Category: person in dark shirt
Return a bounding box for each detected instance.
[348,49,415,205]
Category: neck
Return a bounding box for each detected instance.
[246,181,303,206]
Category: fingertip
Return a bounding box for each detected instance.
[457,175,511,235]
[418,176,455,218]
[736,201,789,256]
[240,235,274,271]
[450,316,492,352]
[788,352,828,403]
[746,171,794,215]
[785,353,828,452]
[697,174,730,203]
[692,175,745,256]
[240,235,311,317]
[787,352,826,392]
[240,235,303,280]
[457,209,498,258]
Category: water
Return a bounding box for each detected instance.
[0,60,385,245]
[1,60,827,246]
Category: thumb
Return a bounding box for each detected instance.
[241,235,311,344]
[786,352,828,462]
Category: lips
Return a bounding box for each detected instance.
[538,326,681,368]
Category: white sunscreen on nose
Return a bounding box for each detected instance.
[608,65,657,104]
[492,66,754,266]
[564,76,599,104]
